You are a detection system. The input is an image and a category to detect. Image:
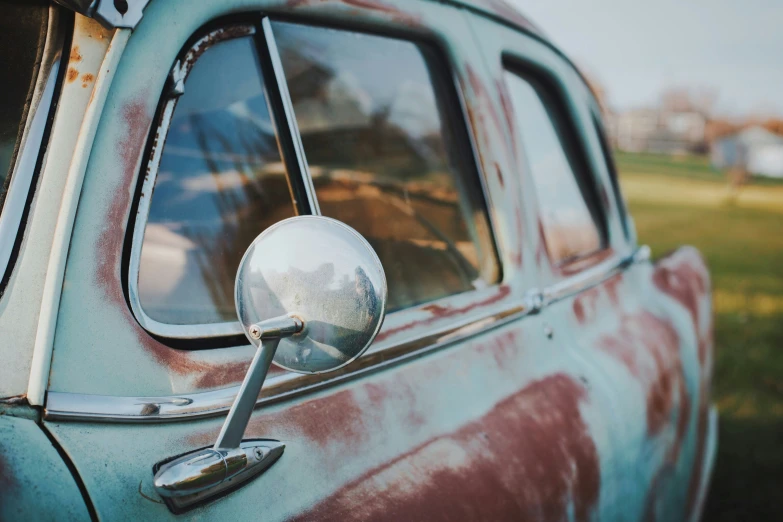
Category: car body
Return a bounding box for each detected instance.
[0,0,716,520]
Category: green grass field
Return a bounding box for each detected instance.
[616,152,783,521]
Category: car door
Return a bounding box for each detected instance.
[467,11,715,522]
[41,1,653,520]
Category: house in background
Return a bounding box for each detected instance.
[610,108,707,154]
[711,126,783,178]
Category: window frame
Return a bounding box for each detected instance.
[502,56,611,271]
[127,15,502,344]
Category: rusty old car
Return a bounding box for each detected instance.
[0,0,716,520]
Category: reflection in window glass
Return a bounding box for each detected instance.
[138,36,296,324]
[273,22,499,311]
[504,71,603,264]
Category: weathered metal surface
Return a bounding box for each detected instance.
[28,19,129,406]
[0,14,112,399]
[0,415,90,520]
[34,0,716,520]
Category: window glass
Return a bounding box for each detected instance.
[0,1,48,213]
[273,22,499,311]
[504,70,603,264]
[593,112,629,238]
[138,35,296,324]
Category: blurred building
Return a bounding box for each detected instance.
[610,108,707,154]
[711,126,783,178]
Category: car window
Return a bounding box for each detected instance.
[273,22,499,312]
[592,112,629,239]
[137,34,297,325]
[503,70,605,265]
[0,1,48,213]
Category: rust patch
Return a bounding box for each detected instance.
[0,395,28,406]
[572,287,600,325]
[181,25,256,72]
[267,389,367,450]
[598,310,685,437]
[69,46,82,63]
[494,162,504,188]
[193,361,251,389]
[534,219,547,267]
[89,95,251,389]
[81,73,95,88]
[511,206,524,266]
[477,329,520,369]
[496,78,518,155]
[466,65,504,141]
[573,272,623,325]
[376,285,511,342]
[96,97,151,302]
[291,374,599,522]
[558,248,615,278]
[66,68,79,83]
[603,271,623,307]
[652,249,711,366]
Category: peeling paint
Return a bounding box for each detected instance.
[291,374,599,522]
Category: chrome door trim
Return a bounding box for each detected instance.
[543,244,650,305]
[46,302,529,422]
[0,7,64,287]
[45,245,649,423]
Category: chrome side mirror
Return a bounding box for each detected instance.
[153,216,387,512]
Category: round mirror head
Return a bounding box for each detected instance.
[235,216,387,374]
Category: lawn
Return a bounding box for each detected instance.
[616,152,783,521]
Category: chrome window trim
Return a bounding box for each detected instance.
[46,245,649,423]
[261,17,320,215]
[0,8,64,288]
[127,24,261,339]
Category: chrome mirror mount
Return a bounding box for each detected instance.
[153,216,387,513]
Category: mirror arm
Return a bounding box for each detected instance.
[215,314,303,450]
[152,314,302,512]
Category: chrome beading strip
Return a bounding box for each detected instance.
[46,246,649,423]
[543,245,649,305]
[45,303,528,422]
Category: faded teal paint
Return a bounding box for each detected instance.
[0,415,91,520]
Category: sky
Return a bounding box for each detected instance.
[511,0,783,119]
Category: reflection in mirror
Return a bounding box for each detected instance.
[138,34,297,325]
[236,216,387,373]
